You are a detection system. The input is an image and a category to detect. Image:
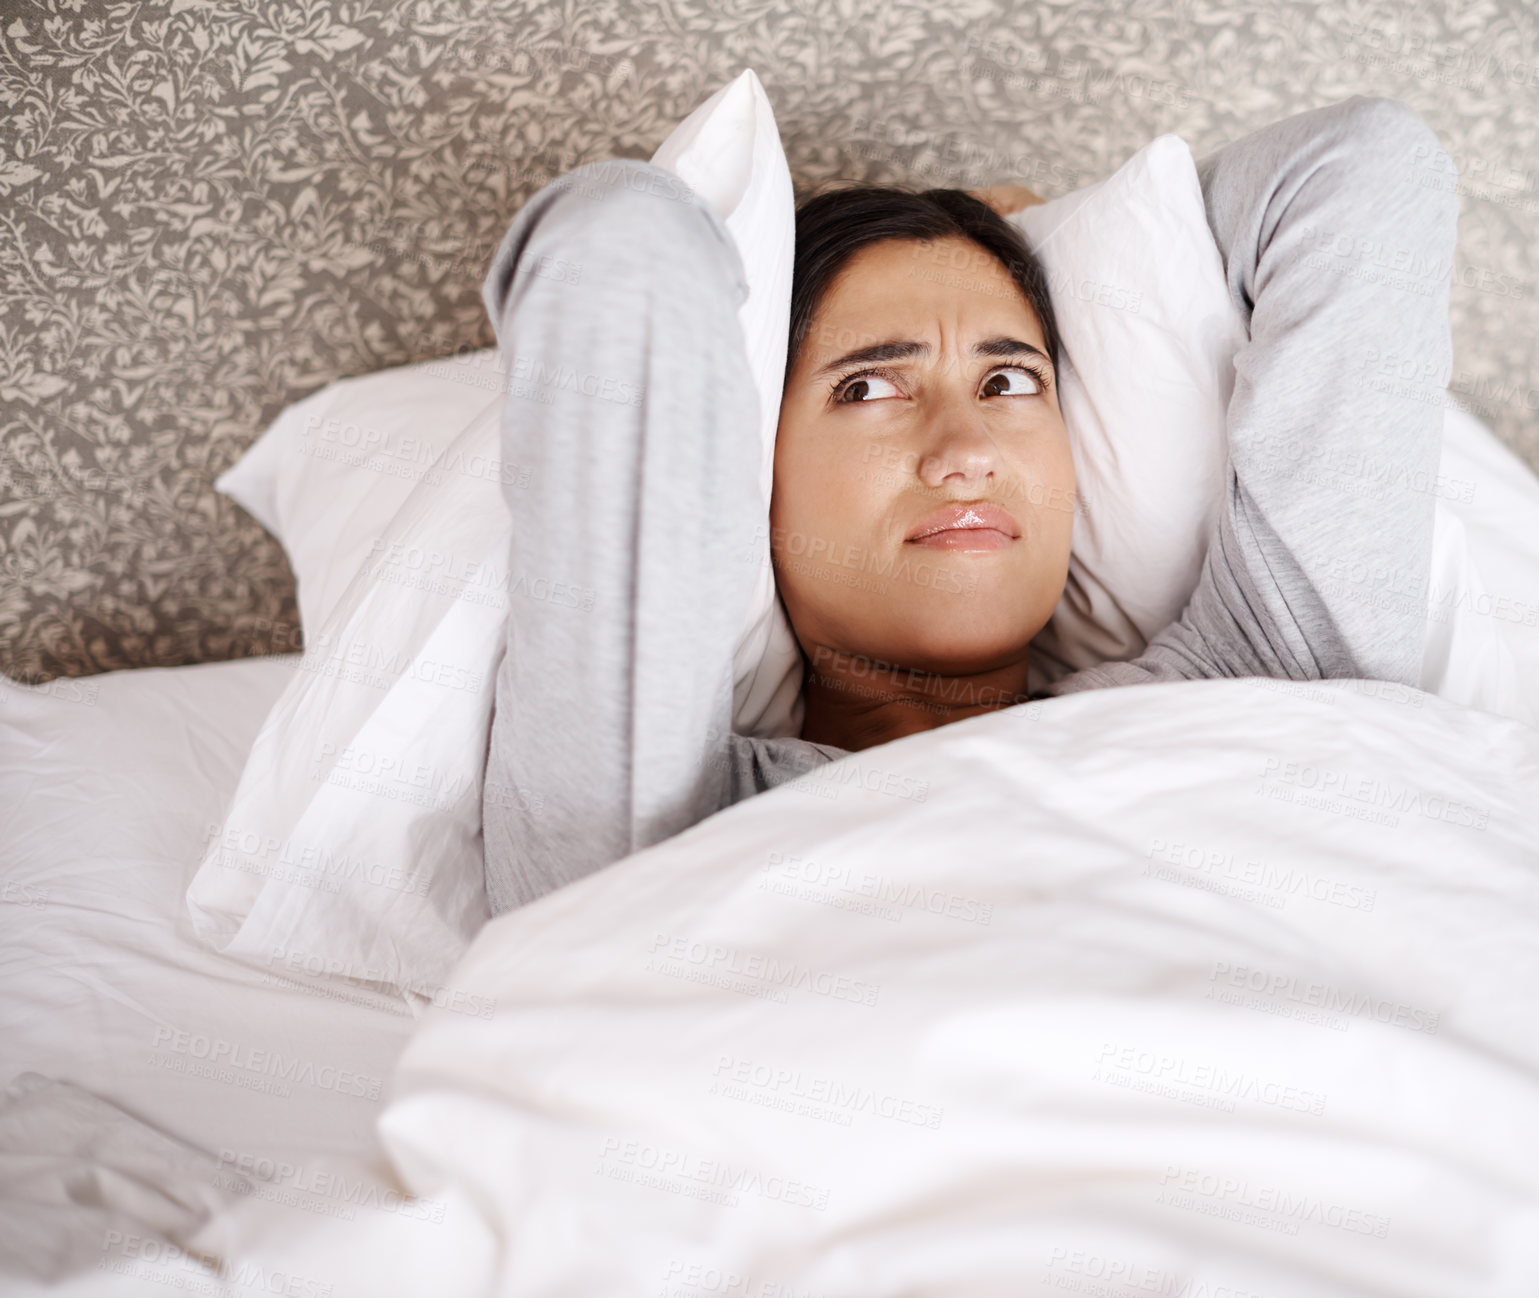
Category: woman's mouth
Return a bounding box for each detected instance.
[905,501,1021,551]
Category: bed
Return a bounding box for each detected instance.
[3,396,1538,1296]
[6,17,1539,1293]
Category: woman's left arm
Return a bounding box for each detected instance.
[1045,95,1460,696]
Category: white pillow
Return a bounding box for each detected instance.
[189,389,507,999]
[216,68,802,741]
[1418,404,1538,727]
[1010,134,1246,689]
[650,68,804,740]
[1010,140,1539,726]
[193,70,798,998]
[214,353,506,639]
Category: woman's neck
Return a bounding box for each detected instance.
[796,647,1034,751]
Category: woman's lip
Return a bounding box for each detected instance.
[905,501,1022,545]
[908,527,1015,551]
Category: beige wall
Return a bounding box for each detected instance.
[3,0,1535,681]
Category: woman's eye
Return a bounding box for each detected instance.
[981,365,1043,397]
[831,363,1045,404]
[834,373,902,403]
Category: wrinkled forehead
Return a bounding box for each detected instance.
[794,235,1046,379]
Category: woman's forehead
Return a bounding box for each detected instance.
[801,237,1045,369]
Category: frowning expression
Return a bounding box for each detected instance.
[771,234,1076,675]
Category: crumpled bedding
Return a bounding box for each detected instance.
[0,656,493,1297]
[0,1072,248,1284]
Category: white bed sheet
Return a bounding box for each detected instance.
[0,656,493,1297]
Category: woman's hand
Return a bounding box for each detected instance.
[967,184,1047,216]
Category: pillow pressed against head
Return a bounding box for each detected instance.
[772,187,1074,750]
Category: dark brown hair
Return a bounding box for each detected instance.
[785,185,1061,392]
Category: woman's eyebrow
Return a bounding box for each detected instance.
[811,336,1051,380]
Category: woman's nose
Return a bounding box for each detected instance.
[913,404,1003,490]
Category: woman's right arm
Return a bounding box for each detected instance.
[478,160,768,916]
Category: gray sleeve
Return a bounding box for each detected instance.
[724,732,847,801]
[1044,96,1459,698]
[479,160,769,917]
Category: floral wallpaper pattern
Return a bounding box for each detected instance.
[3,0,1536,681]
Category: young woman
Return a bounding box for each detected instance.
[478,94,1458,916]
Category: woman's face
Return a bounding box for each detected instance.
[771,235,1077,680]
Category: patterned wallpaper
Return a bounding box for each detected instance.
[3,0,1536,681]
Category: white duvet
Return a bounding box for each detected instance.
[3,625,1538,1298]
[3,634,1539,1293]
[4,421,1539,1296]
[380,675,1539,1298]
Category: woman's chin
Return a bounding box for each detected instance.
[865,617,1042,680]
